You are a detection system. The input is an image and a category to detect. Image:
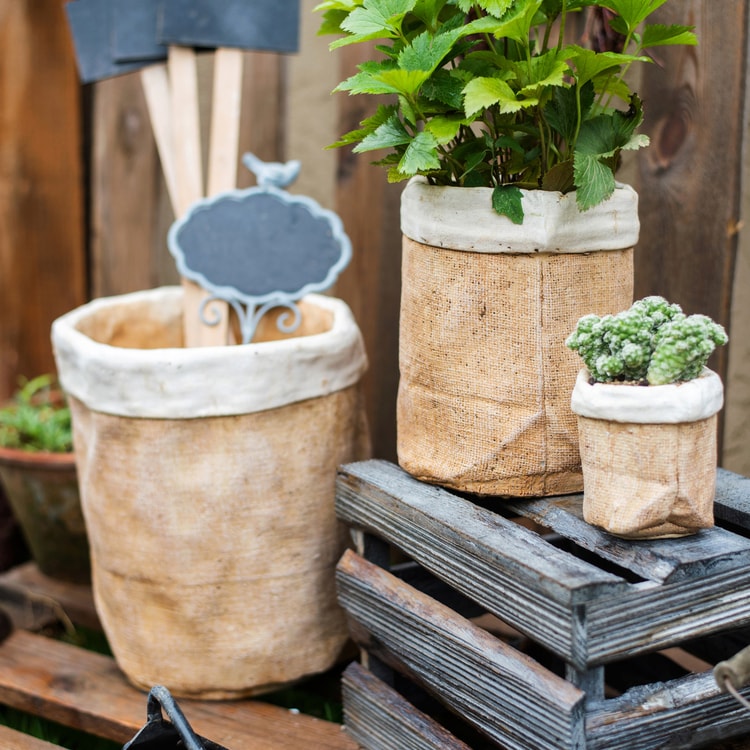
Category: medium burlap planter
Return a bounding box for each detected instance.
[51,287,369,698]
[398,179,639,496]
[571,369,724,539]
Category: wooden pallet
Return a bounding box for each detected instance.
[0,564,357,750]
[335,459,750,750]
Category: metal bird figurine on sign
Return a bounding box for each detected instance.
[167,154,352,344]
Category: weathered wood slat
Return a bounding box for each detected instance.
[337,549,586,750]
[0,630,356,750]
[715,469,750,528]
[341,662,471,750]
[0,725,63,750]
[337,460,626,667]
[586,567,750,665]
[586,671,750,750]
[503,474,750,585]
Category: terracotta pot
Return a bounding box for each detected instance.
[0,446,89,582]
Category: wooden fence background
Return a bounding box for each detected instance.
[1,0,749,473]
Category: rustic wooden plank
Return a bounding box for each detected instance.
[0,562,98,631]
[0,725,63,750]
[504,484,750,585]
[715,468,750,528]
[90,72,175,298]
[342,662,471,750]
[332,42,402,462]
[337,549,586,750]
[586,566,750,665]
[633,1,748,396]
[586,670,750,750]
[337,460,626,668]
[0,630,356,750]
[0,0,86,398]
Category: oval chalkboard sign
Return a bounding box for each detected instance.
[167,154,352,343]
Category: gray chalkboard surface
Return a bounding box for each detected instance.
[159,0,301,53]
[167,154,351,344]
[66,0,150,83]
[113,0,168,63]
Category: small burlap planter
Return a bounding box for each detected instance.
[51,287,369,698]
[571,369,724,539]
[398,179,639,496]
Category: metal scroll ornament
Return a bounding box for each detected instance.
[167,153,352,344]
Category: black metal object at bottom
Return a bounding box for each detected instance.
[123,685,230,750]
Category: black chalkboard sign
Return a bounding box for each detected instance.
[159,0,301,54]
[66,0,151,83]
[167,154,351,344]
[113,0,167,63]
[65,0,301,84]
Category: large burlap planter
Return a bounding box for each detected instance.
[51,287,369,698]
[571,369,724,539]
[398,179,639,496]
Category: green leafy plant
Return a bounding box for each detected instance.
[0,375,73,453]
[316,0,696,222]
[565,296,728,385]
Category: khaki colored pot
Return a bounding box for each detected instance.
[571,369,724,539]
[398,179,639,497]
[52,287,370,698]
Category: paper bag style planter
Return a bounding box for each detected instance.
[571,369,724,539]
[51,159,368,698]
[397,179,638,497]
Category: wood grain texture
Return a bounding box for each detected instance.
[0,0,86,398]
[342,662,471,750]
[337,549,586,750]
[338,461,750,669]
[90,72,176,297]
[0,725,63,750]
[0,630,356,750]
[586,670,750,750]
[633,1,748,389]
[332,43,402,462]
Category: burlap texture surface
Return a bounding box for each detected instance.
[53,289,370,698]
[397,237,634,496]
[578,414,717,539]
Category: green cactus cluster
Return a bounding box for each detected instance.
[566,296,728,385]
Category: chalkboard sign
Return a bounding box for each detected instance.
[113,0,167,63]
[167,154,351,344]
[66,0,151,83]
[159,0,301,54]
[65,0,301,84]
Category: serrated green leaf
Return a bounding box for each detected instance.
[426,114,467,144]
[485,0,544,44]
[476,0,515,17]
[317,9,350,35]
[573,152,615,210]
[378,67,432,94]
[354,114,413,152]
[602,0,668,32]
[641,23,697,48]
[421,69,466,108]
[492,185,524,223]
[326,104,398,148]
[519,49,569,95]
[314,0,362,11]
[398,28,461,73]
[387,165,412,182]
[334,67,402,95]
[544,80,594,142]
[567,46,648,86]
[541,160,575,192]
[341,0,418,35]
[464,77,538,116]
[398,130,441,173]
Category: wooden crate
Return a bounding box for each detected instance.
[335,459,750,750]
[0,564,357,750]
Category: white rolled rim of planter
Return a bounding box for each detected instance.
[400,177,640,253]
[51,287,368,419]
[570,368,724,424]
